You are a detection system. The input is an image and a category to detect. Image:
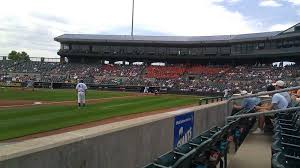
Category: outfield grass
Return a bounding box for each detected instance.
[0,94,199,141]
[0,88,131,101]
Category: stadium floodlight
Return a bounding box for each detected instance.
[131,0,135,37]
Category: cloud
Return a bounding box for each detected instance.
[211,0,241,4]
[268,23,294,31]
[30,13,69,24]
[285,0,300,5]
[228,0,241,3]
[259,0,282,7]
[0,0,262,58]
[134,0,259,36]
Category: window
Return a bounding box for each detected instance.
[63,44,69,50]
[92,45,101,52]
[294,40,300,47]
[205,47,217,54]
[234,44,241,53]
[247,43,254,52]
[276,41,282,48]
[257,42,265,49]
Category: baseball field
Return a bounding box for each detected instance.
[0,88,200,141]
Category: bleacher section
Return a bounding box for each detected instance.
[186,65,228,75]
[271,108,300,167]
[1,60,300,94]
[145,65,186,79]
[143,108,256,168]
[143,95,300,168]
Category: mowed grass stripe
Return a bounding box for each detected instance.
[0,96,157,119]
[0,96,169,125]
[0,88,131,101]
[0,96,198,140]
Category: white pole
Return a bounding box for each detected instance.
[131,0,135,36]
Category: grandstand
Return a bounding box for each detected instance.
[55,23,300,64]
[1,23,300,94]
[0,24,300,168]
[46,23,300,167]
[1,57,299,95]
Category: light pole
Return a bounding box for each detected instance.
[131,0,135,36]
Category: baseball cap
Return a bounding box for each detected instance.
[273,80,285,87]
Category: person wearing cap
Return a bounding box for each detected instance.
[274,80,291,105]
[76,79,87,108]
[223,89,229,99]
[233,90,261,112]
[254,85,288,134]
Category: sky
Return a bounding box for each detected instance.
[0,0,299,58]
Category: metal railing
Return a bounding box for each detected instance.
[226,106,300,124]
[0,56,60,63]
[225,86,300,124]
[199,96,225,105]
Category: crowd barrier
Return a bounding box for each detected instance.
[199,96,225,105]
[145,86,300,168]
[0,101,231,168]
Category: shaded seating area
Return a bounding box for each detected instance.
[143,108,255,168]
[271,109,300,168]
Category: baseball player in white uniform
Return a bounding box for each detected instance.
[76,80,87,107]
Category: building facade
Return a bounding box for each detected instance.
[55,23,300,65]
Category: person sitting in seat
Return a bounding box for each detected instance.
[254,85,288,134]
[233,90,261,112]
[273,80,291,106]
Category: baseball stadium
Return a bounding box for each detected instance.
[1,21,300,168]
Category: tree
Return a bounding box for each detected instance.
[8,51,30,61]
[8,50,18,60]
[20,51,30,61]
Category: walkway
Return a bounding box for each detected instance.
[228,133,272,168]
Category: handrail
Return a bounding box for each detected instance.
[199,96,224,105]
[225,106,300,124]
[226,86,300,116]
[228,86,300,101]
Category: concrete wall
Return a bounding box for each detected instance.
[0,101,231,168]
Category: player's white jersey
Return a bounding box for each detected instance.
[76,83,87,92]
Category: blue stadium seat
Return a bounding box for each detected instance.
[154,151,184,167]
[272,152,300,168]
[175,143,198,155]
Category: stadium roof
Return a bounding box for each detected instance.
[55,23,300,44]
[55,31,281,43]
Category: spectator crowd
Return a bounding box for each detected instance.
[0,59,299,94]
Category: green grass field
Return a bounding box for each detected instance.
[0,88,199,141]
[0,88,131,101]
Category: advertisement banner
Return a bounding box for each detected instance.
[173,112,194,148]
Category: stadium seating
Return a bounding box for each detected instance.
[1,59,300,95]
[145,65,186,79]
[142,107,255,168]
[271,107,300,168]
[186,65,228,75]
